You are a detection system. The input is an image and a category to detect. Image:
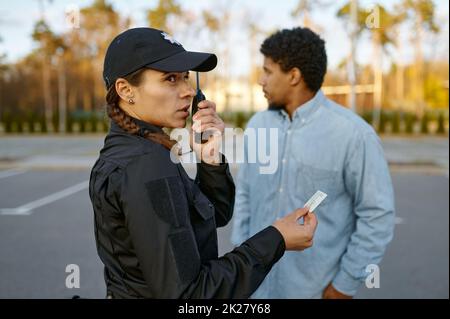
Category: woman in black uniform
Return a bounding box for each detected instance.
[89,27,318,299]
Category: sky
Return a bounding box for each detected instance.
[0,0,448,77]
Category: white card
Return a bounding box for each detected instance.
[304,190,327,212]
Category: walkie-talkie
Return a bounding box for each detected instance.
[191,72,208,144]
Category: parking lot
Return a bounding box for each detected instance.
[0,136,448,298]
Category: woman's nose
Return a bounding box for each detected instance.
[181,84,196,99]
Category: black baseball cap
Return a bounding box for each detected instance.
[103,27,217,89]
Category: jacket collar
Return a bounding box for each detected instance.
[110,116,164,137]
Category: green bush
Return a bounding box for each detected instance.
[12,114,24,133]
[361,112,373,126]
[79,117,87,133]
[52,113,59,133]
[66,114,74,133]
[420,112,430,134]
[378,111,388,134]
[27,112,39,134]
[391,111,400,134]
[102,117,110,133]
[3,112,13,133]
[40,117,48,133]
[404,113,416,134]
[436,111,446,134]
[235,112,247,129]
[89,113,98,133]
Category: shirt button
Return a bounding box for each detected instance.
[287,130,291,135]
[301,119,306,124]
[279,188,283,193]
[282,158,286,164]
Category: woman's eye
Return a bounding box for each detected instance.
[167,75,177,83]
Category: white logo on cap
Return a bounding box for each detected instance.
[161,32,181,46]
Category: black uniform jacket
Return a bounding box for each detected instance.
[89,118,285,298]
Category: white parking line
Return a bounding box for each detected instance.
[0,180,89,216]
[0,169,27,180]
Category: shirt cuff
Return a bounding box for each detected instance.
[332,268,362,296]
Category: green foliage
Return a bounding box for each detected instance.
[391,111,401,133]
[147,0,181,32]
[420,111,430,134]
[404,113,417,134]
[436,111,446,134]
[361,112,374,125]
[378,111,388,134]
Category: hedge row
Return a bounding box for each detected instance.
[361,110,448,134]
[0,110,447,134]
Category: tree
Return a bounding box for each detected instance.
[200,1,232,111]
[78,0,122,110]
[32,19,64,131]
[400,0,440,116]
[338,3,403,130]
[147,0,182,34]
[337,0,363,112]
[291,0,329,32]
[0,36,7,126]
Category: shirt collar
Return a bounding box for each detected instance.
[292,90,324,121]
[277,90,325,123]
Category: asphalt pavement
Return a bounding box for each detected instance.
[0,167,448,299]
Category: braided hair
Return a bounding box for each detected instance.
[105,68,177,150]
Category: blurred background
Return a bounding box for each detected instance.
[0,0,448,299]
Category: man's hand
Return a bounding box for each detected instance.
[322,283,353,299]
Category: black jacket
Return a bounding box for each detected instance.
[89,118,285,298]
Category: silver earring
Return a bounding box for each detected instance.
[128,98,134,104]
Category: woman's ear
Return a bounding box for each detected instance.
[289,67,302,86]
[115,78,134,102]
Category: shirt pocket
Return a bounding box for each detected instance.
[295,162,341,206]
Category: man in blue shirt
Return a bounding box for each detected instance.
[231,27,395,299]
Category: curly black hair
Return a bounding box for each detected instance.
[260,27,327,92]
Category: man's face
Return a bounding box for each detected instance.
[258,56,291,108]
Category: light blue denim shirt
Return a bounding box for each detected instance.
[231,90,395,298]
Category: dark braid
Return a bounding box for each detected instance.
[105,69,177,151]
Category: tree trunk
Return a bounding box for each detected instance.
[348,0,358,112]
[58,55,67,133]
[372,35,383,131]
[42,56,53,132]
[414,15,425,117]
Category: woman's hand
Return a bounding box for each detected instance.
[272,207,318,251]
[190,100,225,165]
